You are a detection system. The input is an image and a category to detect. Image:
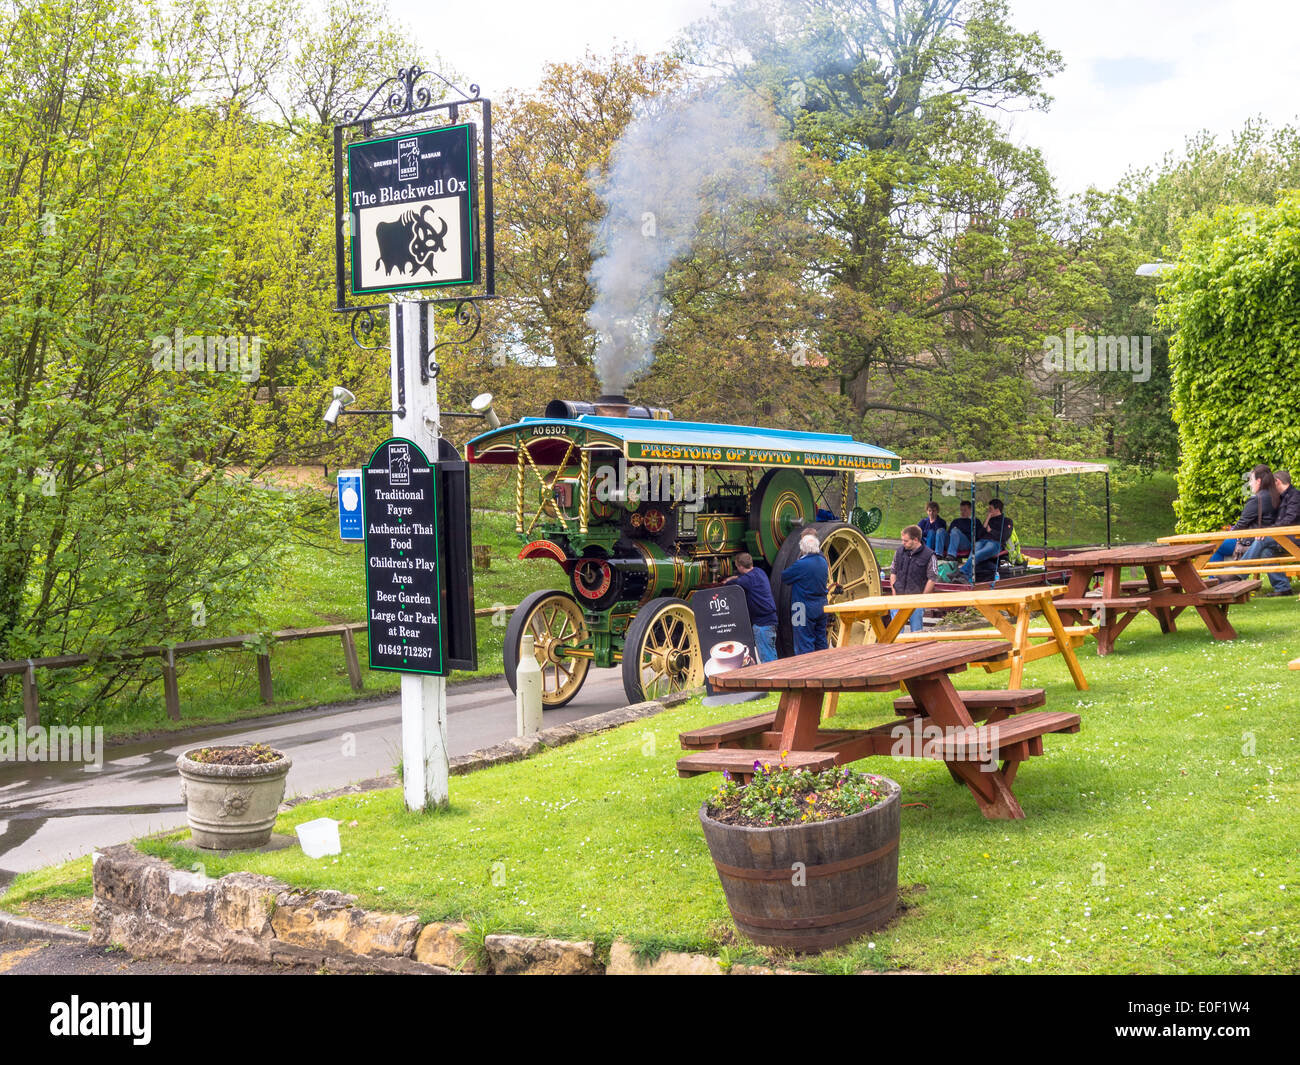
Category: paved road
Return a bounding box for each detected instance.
[0,669,630,890]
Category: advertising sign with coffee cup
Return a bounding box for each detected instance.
[690,586,765,706]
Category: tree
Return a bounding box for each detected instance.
[1158,192,1300,530]
[686,0,1085,456]
[1090,119,1300,470]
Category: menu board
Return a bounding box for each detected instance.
[690,585,763,707]
[363,439,444,675]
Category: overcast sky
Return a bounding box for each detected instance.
[391,0,1300,197]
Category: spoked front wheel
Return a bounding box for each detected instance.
[621,596,704,703]
[504,589,592,708]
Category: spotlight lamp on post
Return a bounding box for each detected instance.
[321,384,406,424]
[439,391,500,428]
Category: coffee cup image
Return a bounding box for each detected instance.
[705,640,752,676]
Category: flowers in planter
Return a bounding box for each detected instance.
[187,743,282,765]
[708,758,893,828]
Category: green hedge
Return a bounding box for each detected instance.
[1160,192,1300,530]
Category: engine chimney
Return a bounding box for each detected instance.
[545,396,672,421]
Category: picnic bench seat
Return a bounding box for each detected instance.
[675,748,836,779]
[679,711,777,750]
[860,709,1081,763]
[1196,578,1260,602]
[893,687,1046,719]
[894,624,1096,642]
[1055,596,1152,612]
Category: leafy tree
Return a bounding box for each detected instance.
[1090,119,1300,469]
[687,0,1092,457]
[1158,192,1300,530]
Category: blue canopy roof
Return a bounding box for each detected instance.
[467,414,900,474]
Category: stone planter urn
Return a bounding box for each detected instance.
[176,745,292,850]
[699,776,900,953]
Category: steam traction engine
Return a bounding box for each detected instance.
[466,397,901,707]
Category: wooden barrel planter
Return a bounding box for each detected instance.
[699,778,900,952]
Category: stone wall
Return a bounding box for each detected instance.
[90,845,793,975]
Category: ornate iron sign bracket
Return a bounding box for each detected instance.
[331,67,496,353]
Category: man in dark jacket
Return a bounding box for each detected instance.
[725,552,779,660]
[960,499,1013,583]
[1241,469,1300,595]
[891,525,938,631]
[781,532,830,655]
[944,500,986,559]
[918,502,948,555]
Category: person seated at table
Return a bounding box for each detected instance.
[918,501,948,556]
[781,532,830,655]
[1226,463,1279,559]
[960,499,1013,583]
[891,525,939,632]
[725,552,779,660]
[1241,468,1300,596]
[943,500,986,559]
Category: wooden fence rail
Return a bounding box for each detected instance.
[0,604,516,728]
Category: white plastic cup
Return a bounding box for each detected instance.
[295,817,342,858]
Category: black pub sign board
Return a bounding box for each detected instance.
[348,123,478,295]
[363,438,444,675]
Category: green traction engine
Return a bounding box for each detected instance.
[466,396,900,708]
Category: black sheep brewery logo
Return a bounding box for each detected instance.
[348,123,478,295]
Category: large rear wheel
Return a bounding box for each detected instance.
[771,521,881,657]
[621,596,704,703]
[504,589,591,709]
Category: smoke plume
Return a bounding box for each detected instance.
[586,88,781,394]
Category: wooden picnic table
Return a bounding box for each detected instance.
[824,585,1092,692]
[675,640,1081,820]
[1046,543,1259,654]
[1157,524,1300,578]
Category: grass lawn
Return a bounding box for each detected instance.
[11,592,1294,973]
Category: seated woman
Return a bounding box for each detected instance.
[1226,464,1279,561]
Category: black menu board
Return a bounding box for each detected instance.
[690,585,763,706]
[363,438,444,675]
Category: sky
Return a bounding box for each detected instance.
[388,0,1300,197]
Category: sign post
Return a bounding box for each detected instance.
[330,68,496,811]
[392,301,448,810]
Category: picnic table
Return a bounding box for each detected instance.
[1157,525,1300,579]
[824,585,1092,692]
[1046,543,1259,654]
[676,640,1081,820]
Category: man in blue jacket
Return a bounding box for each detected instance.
[781,532,830,655]
[725,552,779,661]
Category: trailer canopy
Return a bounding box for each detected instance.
[854,460,1109,484]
